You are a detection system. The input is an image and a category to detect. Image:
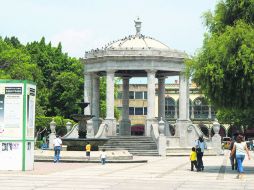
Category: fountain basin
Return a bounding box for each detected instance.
[71,114,94,121]
[62,138,109,151]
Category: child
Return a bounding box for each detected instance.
[100,149,107,165]
[190,147,198,171]
[85,142,91,160]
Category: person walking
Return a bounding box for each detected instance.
[195,136,206,171]
[85,142,91,160]
[100,149,107,165]
[53,135,62,163]
[230,135,251,179]
[229,133,239,170]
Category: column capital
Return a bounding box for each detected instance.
[84,71,92,75]
[157,75,167,80]
[107,70,116,75]
[146,69,157,75]
[92,72,100,79]
[122,75,132,80]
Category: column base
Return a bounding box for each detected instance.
[146,118,158,136]
[175,120,200,147]
[105,118,116,136]
[119,119,131,136]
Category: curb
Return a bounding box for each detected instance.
[35,159,148,163]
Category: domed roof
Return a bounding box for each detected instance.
[85,18,186,59]
[106,35,170,50]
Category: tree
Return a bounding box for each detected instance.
[26,37,84,117]
[186,0,254,128]
[50,71,83,118]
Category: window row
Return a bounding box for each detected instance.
[118,107,147,115]
[117,91,147,100]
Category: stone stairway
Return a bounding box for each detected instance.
[99,136,159,156]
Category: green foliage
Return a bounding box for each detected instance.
[187,0,254,128]
[217,108,254,129]
[50,71,83,118]
[26,37,84,117]
[203,0,254,34]
[189,21,254,109]
[35,140,43,149]
[0,34,120,132]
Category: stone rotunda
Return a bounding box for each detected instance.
[82,19,221,154]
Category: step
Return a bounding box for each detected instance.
[102,136,159,156]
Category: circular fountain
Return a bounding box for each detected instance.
[62,102,108,151]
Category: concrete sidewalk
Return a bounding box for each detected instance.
[0,150,253,190]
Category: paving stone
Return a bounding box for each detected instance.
[0,150,253,189]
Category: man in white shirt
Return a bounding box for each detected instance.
[53,135,62,163]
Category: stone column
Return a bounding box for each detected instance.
[146,70,157,136]
[175,73,193,147]
[158,76,170,136]
[158,76,166,119]
[92,73,100,135]
[174,105,178,119]
[105,70,116,136]
[191,105,194,119]
[84,72,92,115]
[120,76,131,136]
[178,73,189,120]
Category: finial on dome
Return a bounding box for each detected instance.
[134,17,142,36]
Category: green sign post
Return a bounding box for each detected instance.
[0,80,36,171]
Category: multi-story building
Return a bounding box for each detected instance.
[116,81,232,138]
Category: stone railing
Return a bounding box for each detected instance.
[85,49,186,59]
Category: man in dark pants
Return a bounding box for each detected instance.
[229,133,239,170]
[195,137,205,171]
[196,147,202,171]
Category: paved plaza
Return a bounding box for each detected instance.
[0,151,253,190]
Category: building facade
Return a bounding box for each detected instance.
[116,82,232,138]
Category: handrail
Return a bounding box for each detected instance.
[150,123,159,144]
[95,122,108,138]
[63,123,79,138]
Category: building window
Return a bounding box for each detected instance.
[129,91,134,99]
[165,97,175,118]
[135,92,143,99]
[144,92,147,99]
[193,97,209,119]
[144,107,147,115]
[129,107,134,115]
[117,92,122,99]
[135,107,143,115]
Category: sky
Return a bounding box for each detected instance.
[0,0,218,83]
